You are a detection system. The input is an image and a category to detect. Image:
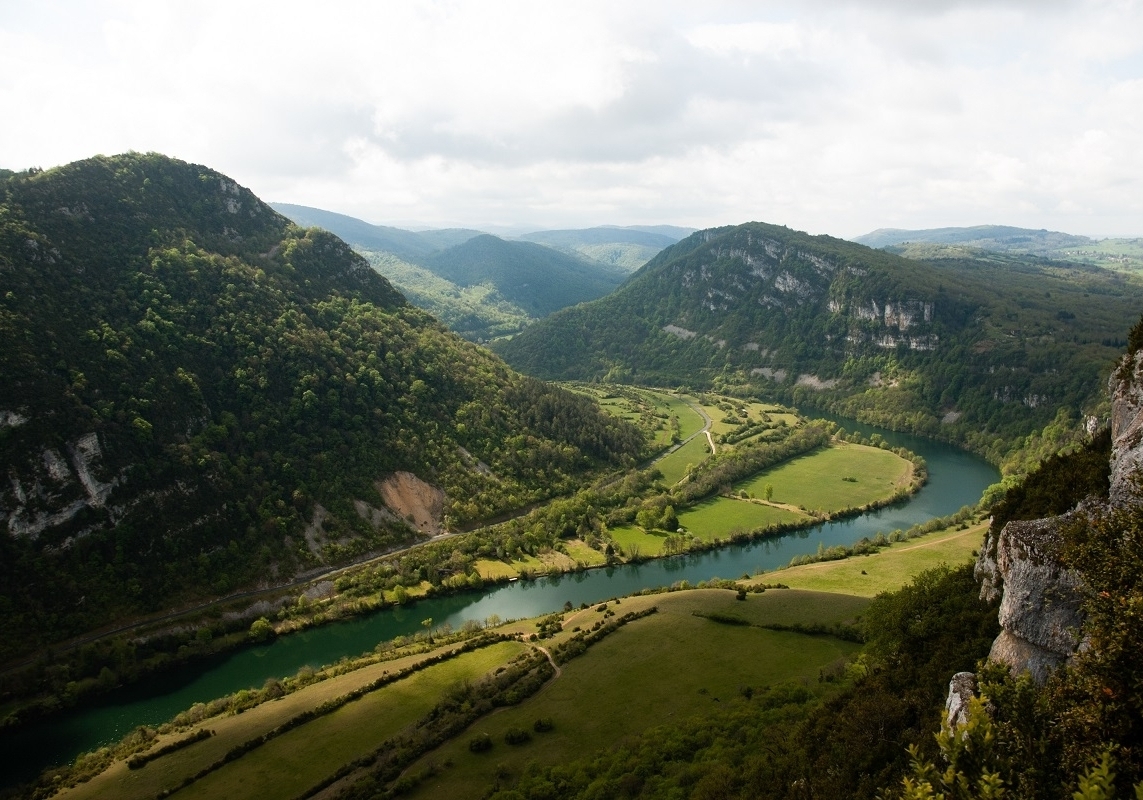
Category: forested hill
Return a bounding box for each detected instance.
[495,221,1143,459]
[423,234,626,317]
[0,153,645,658]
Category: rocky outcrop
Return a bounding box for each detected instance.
[1109,349,1143,505]
[946,671,978,728]
[2,432,120,539]
[974,512,1086,682]
[968,344,1143,687]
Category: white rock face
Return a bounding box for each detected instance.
[975,513,1085,680]
[945,671,978,729]
[2,431,119,539]
[971,344,1143,683]
[1108,349,1143,505]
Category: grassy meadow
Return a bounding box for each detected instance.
[738,441,913,513]
[60,641,527,800]
[761,520,987,597]
[677,498,808,539]
[399,589,865,799]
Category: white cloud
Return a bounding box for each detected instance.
[0,0,1140,236]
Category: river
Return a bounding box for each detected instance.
[0,415,998,787]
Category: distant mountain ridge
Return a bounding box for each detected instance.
[272,204,641,339]
[423,234,625,318]
[496,221,1143,457]
[270,202,485,261]
[856,224,1143,279]
[854,225,1093,253]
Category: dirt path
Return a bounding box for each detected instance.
[782,525,983,573]
[894,524,983,552]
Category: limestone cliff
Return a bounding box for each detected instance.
[970,340,1143,685]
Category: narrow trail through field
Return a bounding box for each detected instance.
[704,429,716,454]
[534,645,561,682]
[893,525,983,552]
[783,525,983,573]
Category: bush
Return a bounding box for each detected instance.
[504,727,532,745]
[468,732,493,753]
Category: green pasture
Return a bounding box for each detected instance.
[179,643,522,800]
[678,496,808,540]
[608,524,668,557]
[60,642,525,800]
[739,442,911,513]
[759,521,987,597]
[563,538,607,567]
[403,590,863,799]
[655,434,713,485]
[473,559,517,580]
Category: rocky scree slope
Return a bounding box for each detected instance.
[0,153,644,659]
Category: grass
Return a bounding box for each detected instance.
[678,497,808,540]
[473,542,605,582]
[563,539,607,567]
[608,524,668,557]
[60,642,525,800]
[754,521,987,597]
[176,642,523,800]
[655,434,714,485]
[738,442,912,513]
[473,559,517,580]
[402,590,863,799]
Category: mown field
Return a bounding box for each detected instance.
[738,441,912,513]
[762,520,986,597]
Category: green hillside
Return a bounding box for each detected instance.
[0,154,645,659]
[423,234,626,318]
[358,251,533,341]
[495,221,1143,460]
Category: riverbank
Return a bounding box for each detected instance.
[37,516,987,800]
[0,416,996,791]
[0,433,923,737]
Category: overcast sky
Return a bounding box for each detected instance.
[2,1,1141,238]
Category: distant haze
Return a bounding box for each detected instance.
[2,1,1141,237]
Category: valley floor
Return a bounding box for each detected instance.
[51,520,983,800]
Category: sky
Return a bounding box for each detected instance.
[1,0,1141,238]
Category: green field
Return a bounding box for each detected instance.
[761,521,987,597]
[61,589,864,800]
[62,641,527,800]
[654,433,714,485]
[402,590,864,799]
[678,497,809,540]
[608,524,669,557]
[738,441,912,512]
